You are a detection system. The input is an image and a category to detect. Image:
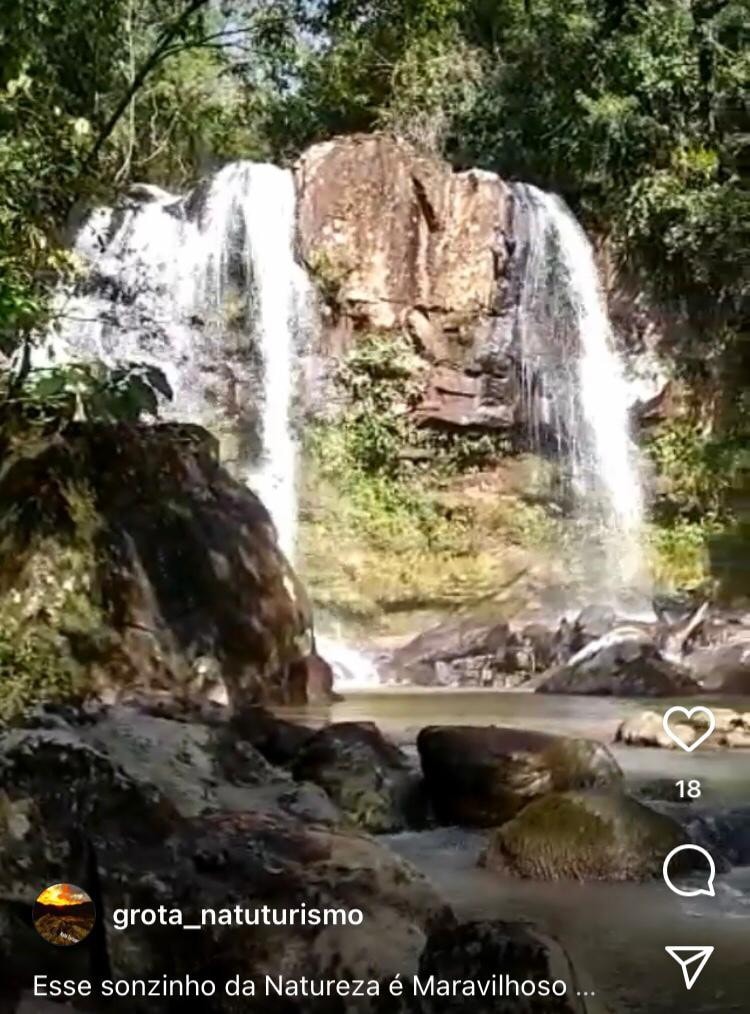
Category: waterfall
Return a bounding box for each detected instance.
[47,162,309,558]
[314,636,383,690]
[511,183,647,594]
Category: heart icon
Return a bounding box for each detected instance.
[662,706,716,753]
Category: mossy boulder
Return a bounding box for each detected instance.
[417,725,622,827]
[292,721,422,833]
[481,790,689,881]
[0,421,314,721]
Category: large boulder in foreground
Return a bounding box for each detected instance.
[1,809,445,1012]
[417,726,622,827]
[482,790,688,881]
[0,707,600,1014]
[292,722,421,833]
[536,628,700,697]
[0,711,445,1011]
[0,422,314,718]
[384,920,596,1014]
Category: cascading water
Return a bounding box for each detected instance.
[47,162,309,558]
[44,160,648,688]
[510,183,647,595]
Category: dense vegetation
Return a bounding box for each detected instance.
[267,1,749,321]
[301,336,558,627]
[3,1,746,333]
[0,0,285,416]
[0,0,748,594]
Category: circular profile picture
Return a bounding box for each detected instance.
[33,883,96,946]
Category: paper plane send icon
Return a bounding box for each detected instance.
[665,946,714,990]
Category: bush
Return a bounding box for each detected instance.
[645,419,745,523]
[300,335,559,625]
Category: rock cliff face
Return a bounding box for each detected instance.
[296,133,672,433]
[296,134,517,429]
[0,422,314,716]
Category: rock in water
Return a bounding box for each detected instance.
[684,807,750,866]
[482,790,688,881]
[292,722,422,833]
[228,705,316,765]
[387,616,513,686]
[0,422,315,717]
[417,726,622,827]
[617,707,750,749]
[687,639,750,693]
[570,605,618,650]
[384,919,595,1013]
[536,627,700,696]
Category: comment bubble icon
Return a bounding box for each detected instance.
[663,844,716,898]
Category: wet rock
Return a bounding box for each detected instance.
[104,815,444,1009]
[229,705,316,766]
[0,725,178,846]
[687,639,750,693]
[2,808,445,1013]
[0,725,176,987]
[515,622,561,671]
[384,919,595,1013]
[417,726,622,827]
[482,790,688,881]
[631,778,687,803]
[292,722,419,833]
[89,706,342,825]
[432,655,530,689]
[616,707,750,749]
[615,710,689,749]
[387,617,532,687]
[0,709,341,843]
[286,652,337,704]
[536,628,700,696]
[391,617,510,672]
[0,710,444,1011]
[570,605,618,651]
[416,366,516,430]
[684,807,750,866]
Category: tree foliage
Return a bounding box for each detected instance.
[259,0,748,323]
[0,0,295,415]
[0,0,747,428]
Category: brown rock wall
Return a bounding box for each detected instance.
[296,134,514,428]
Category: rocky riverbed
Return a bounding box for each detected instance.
[372,600,750,697]
[2,683,748,1013]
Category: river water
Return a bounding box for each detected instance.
[297,689,750,1013]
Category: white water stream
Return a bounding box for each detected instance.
[48,162,309,558]
[512,183,647,594]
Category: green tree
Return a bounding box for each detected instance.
[0,0,297,417]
